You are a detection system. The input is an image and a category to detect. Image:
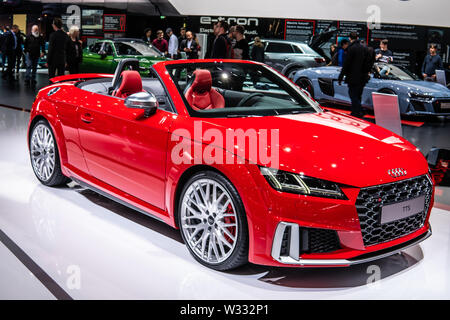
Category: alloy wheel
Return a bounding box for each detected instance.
[30,124,56,182]
[180,178,239,265]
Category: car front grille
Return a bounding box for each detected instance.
[356,175,433,247]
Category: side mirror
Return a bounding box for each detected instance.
[98,50,107,59]
[124,91,158,118]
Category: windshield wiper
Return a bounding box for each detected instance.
[226,114,263,118]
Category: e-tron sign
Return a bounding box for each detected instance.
[200,16,259,27]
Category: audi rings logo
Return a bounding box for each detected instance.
[388,168,408,178]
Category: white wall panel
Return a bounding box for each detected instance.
[169,0,450,28]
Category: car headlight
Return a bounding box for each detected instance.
[260,167,347,199]
[408,92,434,103]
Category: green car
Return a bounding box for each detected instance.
[80,38,167,74]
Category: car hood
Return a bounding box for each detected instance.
[191,111,428,188]
[399,80,450,97]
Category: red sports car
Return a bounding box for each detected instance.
[28,59,434,270]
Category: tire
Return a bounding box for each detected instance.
[286,66,303,80]
[29,119,70,187]
[178,171,248,271]
[296,77,314,98]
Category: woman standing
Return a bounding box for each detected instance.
[250,37,265,63]
[65,26,82,74]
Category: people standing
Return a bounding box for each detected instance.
[233,25,249,60]
[210,20,229,59]
[24,25,45,86]
[329,44,337,62]
[228,25,236,49]
[331,39,349,67]
[166,28,178,59]
[177,27,186,58]
[142,28,152,44]
[422,44,443,82]
[0,26,8,72]
[179,31,199,59]
[375,39,393,63]
[47,18,68,80]
[152,30,168,55]
[338,32,373,118]
[15,28,25,74]
[65,26,82,74]
[1,25,19,82]
[251,37,265,63]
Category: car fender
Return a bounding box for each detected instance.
[281,62,306,76]
[165,135,272,263]
[28,97,70,177]
[292,68,316,84]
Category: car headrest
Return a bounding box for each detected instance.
[191,69,212,93]
[113,70,143,98]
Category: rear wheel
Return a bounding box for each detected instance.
[29,119,69,186]
[286,67,303,80]
[296,77,314,98]
[178,171,248,271]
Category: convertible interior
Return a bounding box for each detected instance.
[77,72,174,112]
[76,59,312,116]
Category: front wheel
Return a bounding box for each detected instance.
[178,171,248,271]
[29,119,69,186]
[296,77,314,98]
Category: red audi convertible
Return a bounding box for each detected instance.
[28,59,434,270]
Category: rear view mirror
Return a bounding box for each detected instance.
[124,91,158,118]
[98,50,107,59]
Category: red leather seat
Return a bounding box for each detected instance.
[185,69,225,110]
[112,70,144,98]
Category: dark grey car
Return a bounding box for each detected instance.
[250,39,326,79]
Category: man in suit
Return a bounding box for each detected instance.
[1,25,19,81]
[338,32,373,118]
[47,18,68,80]
[179,31,199,59]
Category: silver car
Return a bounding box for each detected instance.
[251,39,326,79]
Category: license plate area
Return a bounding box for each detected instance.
[380,195,425,225]
[440,102,450,110]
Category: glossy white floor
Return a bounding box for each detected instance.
[1,106,450,300]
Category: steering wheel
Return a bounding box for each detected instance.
[236,93,265,108]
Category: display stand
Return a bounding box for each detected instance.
[372,92,402,136]
[436,70,447,87]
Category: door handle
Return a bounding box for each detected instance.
[81,113,94,124]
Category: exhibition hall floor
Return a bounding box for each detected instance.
[1,106,450,300]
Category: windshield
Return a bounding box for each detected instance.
[166,62,319,118]
[373,62,419,81]
[114,41,162,57]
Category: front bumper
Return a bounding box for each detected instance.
[246,167,434,267]
[271,222,431,266]
[407,97,450,116]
